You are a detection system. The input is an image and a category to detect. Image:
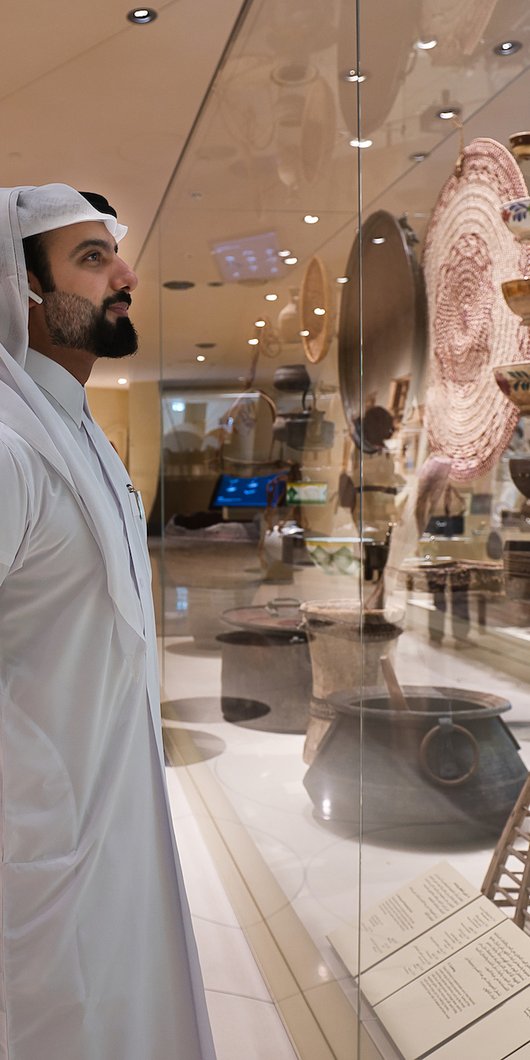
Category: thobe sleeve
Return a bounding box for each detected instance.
[0,442,31,586]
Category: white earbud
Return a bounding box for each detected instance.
[28,289,43,304]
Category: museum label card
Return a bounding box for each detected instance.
[375,918,530,1060]
[428,984,530,1060]
[328,861,478,976]
[361,895,506,1006]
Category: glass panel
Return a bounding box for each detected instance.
[354,2,530,1057]
[126,0,530,1054]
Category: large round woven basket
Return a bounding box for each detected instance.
[300,256,333,364]
[423,137,530,481]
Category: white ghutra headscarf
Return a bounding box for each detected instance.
[0,183,127,367]
[0,184,143,664]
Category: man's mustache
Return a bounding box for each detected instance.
[103,293,132,309]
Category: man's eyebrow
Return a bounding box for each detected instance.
[69,238,118,258]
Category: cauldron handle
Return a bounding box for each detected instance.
[419,717,479,787]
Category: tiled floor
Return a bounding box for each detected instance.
[160,568,530,1060]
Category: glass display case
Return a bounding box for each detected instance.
[121,1,530,1055]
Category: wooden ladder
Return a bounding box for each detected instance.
[482,775,530,932]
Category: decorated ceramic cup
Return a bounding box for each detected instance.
[493,361,530,413]
[501,198,530,240]
[509,131,530,161]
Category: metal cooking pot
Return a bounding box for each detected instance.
[304,685,527,841]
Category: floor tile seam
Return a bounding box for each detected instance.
[204,986,288,1004]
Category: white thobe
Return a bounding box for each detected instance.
[0,350,215,1059]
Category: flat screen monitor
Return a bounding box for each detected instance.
[210,472,287,509]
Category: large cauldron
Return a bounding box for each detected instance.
[303,686,527,841]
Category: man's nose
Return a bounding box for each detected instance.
[113,257,138,292]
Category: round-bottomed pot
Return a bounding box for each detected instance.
[303,686,527,841]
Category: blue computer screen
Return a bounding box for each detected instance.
[210,473,286,509]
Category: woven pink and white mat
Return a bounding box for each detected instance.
[423,137,530,481]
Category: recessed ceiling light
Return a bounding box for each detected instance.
[336,276,349,284]
[248,338,259,345]
[493,40,522,56]
[163,280,195,290]
[285,256,298,265]
[195,342,216,349]
[349,138,373,148]
[265,293,278,301]
[371,237,386,245]
[117,377,128,385]
[410,151,428,162]
[313,307,326,316]
[278,249,292,258]
[437,106,461,120]
[255,319,266,327]
[415,38,437,50]
[127,8,157,24]
[341,69,366,83]
[196,354,206,362]
[299,329,310,337]
[303,214,319,224]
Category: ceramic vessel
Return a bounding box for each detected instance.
[509,457,530,499]
[493,359,530,413]
[501,278,530,325]
[509,131,530,162]
[501,199,530,240]
[299,599,404,763]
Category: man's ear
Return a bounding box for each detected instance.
[27,271,43,310]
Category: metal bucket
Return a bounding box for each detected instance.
[303,686,527,841]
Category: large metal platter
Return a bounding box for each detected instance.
[338,210,427,435]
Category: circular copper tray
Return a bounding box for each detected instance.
[338,210,427,433]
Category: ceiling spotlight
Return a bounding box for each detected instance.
[196,354,206,362]
[265,293,278,301]
[415,38,437,50]
[285,256,298,265]
[371,237,386,245]
[303,214,320,224]
[278,249,292,258]
[313,307,326,316]
[127,8,158,23]
[299,329,310,337]
[248,338,259,345]
[410,151,428,162]
[336,276,349,284]
[255,319,266,327]
[437,106,461,120]
[349,138,373,148]
[117,377,128,385]
[342,69,366,83]
[493,40,522,56]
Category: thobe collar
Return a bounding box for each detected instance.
[24,347,84,428]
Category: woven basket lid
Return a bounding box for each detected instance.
[422,137,530,482]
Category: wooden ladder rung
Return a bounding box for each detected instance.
[499,869,524,885]
[506,846,528,862]
[496,888,519,905]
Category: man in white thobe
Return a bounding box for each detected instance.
[0,185,216,1059]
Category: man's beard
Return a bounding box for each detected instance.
[43,291,138,359]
